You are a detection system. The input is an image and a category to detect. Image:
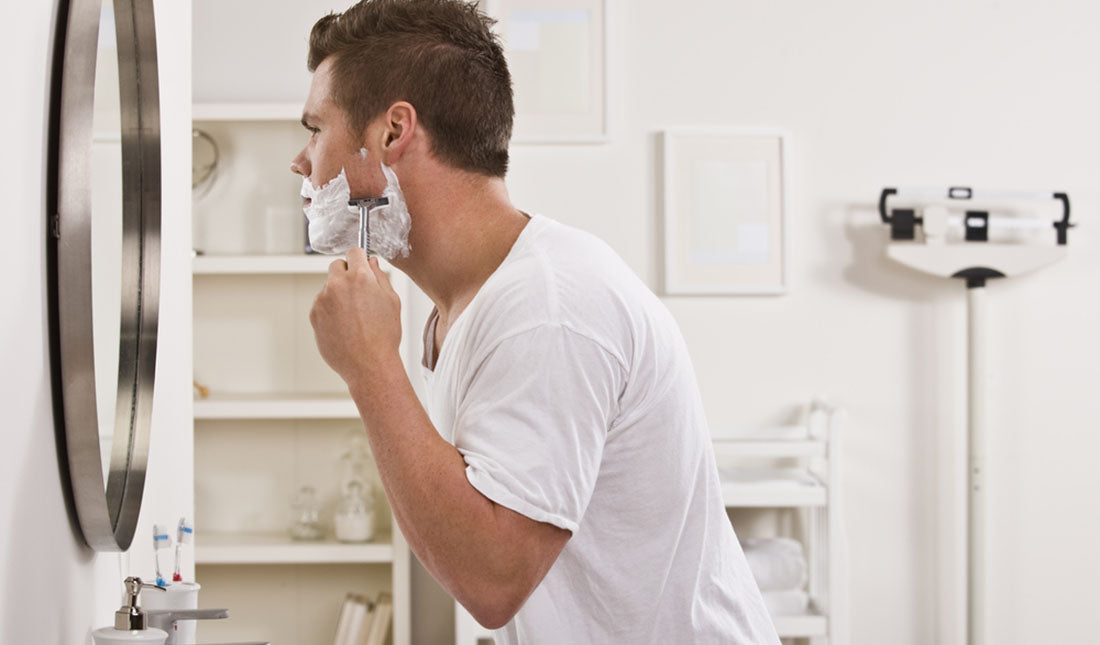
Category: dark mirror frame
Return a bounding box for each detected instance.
[49,0,161,551]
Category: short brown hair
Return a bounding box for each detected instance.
[308,0,514,177]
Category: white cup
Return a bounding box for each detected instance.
[142,582,201,645]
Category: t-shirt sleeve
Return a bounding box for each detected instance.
[454,323,624,533]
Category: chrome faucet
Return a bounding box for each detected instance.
[144,607,268,645]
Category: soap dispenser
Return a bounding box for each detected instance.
[92,577,170,645]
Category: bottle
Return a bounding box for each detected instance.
[92,577,169,645]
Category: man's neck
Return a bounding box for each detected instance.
[388,166,529,324]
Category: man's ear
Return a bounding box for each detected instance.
[377,101,417,165]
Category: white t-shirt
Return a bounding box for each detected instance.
[420,215,779,645]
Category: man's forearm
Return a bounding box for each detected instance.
[344,353,543,621]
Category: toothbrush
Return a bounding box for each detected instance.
[173,517,193,583]
[152,524,172,587]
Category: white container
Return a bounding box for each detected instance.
[91,626,168,645]
[334,507,374,542]
[141,582,201,645]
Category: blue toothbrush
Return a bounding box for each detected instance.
[152,524,171,587]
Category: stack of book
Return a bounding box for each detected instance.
[331,591,394,645]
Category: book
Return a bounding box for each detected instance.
[363,592,393,645]
[332,593,371,645]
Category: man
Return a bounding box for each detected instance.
[296,1,780,642]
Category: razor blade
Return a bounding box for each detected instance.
[348,197,390,253]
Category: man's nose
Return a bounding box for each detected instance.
[290,149,310,177]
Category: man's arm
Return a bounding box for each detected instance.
[310,250,570,629]
[349,353,570,628]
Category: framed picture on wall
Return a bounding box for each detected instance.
[661,128,791,295]
[480,0,610,143]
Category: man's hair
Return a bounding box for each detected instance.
[308,0,514,177]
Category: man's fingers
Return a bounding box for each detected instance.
[369,257,392,290]
[328,258,348,277]
[346,247,369,271]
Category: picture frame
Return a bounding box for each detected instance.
[479,0,611,144]
[661,128,791,295]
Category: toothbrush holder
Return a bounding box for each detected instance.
[141,582,200,645]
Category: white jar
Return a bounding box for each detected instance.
[334,481,375,542]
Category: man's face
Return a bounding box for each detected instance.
[290,57,383,201]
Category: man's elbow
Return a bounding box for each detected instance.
[470,604,519,631]
[455,509,572,629]
[463,581,530,630]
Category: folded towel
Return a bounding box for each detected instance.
[741,537,808,592]
[762,589,810,616]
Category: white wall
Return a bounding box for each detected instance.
[0,0,191,641]
[504,1,1099,644]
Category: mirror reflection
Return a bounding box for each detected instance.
[90,0,124,489]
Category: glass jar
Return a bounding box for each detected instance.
[289,485,323,541]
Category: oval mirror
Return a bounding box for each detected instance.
[51,0,161,551]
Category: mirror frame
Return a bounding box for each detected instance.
[51,0,161,551]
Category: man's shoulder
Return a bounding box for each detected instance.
[458,217,676,368]
[483,217,651,320]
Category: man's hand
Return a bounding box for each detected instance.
[309,248,403,386]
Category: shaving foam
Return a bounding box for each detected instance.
[299,164,412,259]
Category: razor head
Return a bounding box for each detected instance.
[348,197,390,209]
[348,198,390,252]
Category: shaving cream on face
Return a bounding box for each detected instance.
[371,163,412,259]
[299,163,412,259]
[300,168,360,255]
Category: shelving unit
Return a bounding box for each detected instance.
[713,399,849,645]
[191,103,413,645]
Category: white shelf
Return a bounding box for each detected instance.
[196,531,394,565]
[719,468,827,507]
[772,609,828,638]
[193,254,333,275]
[193,254,398,275]
[193,102,302,121]
[712,439,825,458]
[710,424,809,441]
[193,393,358,419]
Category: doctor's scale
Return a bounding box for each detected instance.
[878,186,1073,645]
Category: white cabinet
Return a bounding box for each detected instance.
[713,399,849,645]
[191,109,412,645]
